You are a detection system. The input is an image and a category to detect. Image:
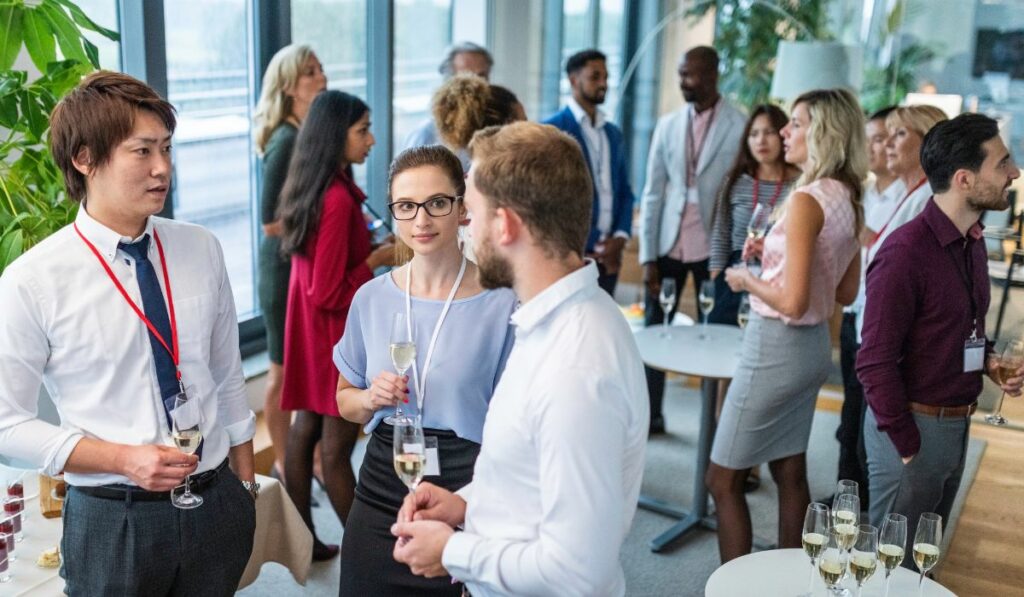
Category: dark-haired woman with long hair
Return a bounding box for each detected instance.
[333,146,516,595]
[708,105,799,325]
[279,90,395,561]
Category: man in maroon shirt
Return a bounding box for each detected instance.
[858,113,1022,565]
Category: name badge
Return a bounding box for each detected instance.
[424,436,440,477]
[686,186,700,205]
[964,337,986,373]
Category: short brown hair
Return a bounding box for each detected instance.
[388,145,466,264]
[50,71,177,202]
[468,122,592,258]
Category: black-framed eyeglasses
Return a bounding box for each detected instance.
[387,195,462,220]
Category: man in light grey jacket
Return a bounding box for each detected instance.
[639,46,745,433]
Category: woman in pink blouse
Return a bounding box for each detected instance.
[705,88,866,562]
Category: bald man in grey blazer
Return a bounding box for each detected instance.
[639,46,745,433]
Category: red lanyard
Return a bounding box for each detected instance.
[751,176,785,212]
[870,176,927,248]
[74,223,181,382]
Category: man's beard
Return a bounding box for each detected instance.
[475,234,514,289]
[966,179,1011,212]
[584,89,605,105]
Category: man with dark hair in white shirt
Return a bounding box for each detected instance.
[0,71,257,595]
[391,121,649,596]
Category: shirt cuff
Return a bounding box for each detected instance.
[441,530,481,580]
[613,230,630,241]
[882,413,921,458]
[45,431,85,477]
[223,411,257,446]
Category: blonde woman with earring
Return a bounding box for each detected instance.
[253,45,327,485]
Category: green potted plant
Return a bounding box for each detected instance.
[0,0,118,273]
[859,0,937,114]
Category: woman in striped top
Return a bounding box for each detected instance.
[709,105,799,325]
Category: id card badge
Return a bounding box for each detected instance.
[964,337,986,372]
[423,436,440,477]
[686,186,700,205]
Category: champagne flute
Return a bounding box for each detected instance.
[801,502,831,596]
[393,416,426,495]
[878,513,907,597]
[698,279,715,339]
[819,529,851,596]
[386,312,417,424]
[170,391,204,509]
[737,294,751,330]
[849,524,879,597]
[913,513,942,597]
[746,203,771,273]
[658,278,677,338]
[986,339,1023,426]
[832,493,860,553]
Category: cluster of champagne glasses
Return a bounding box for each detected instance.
[0,474,26,583]
[802,480,943,596]
[389,313,426,498]
[985,339,1023,426]
[657,278,717,340]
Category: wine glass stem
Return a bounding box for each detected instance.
[993,391,1007,419]
[806,559,814,593]
[918,570,925,597]
[183,474,192,497]
[663,307,670,333]
[884,572,891,597]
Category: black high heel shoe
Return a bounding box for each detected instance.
[312,538,340,561]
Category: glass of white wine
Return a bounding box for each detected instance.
[746,203,770,273]
[658,278,677,338]
[698,279,715,340]
[386,312,416,425]
[913,513,942,597]
[832,493,860,553]
[849,524,878,597]
[819,529,851,596]
[170,390,204,510]
[801,502,831,596]
[393,416,426,496]
[878,513,907,597]
[986,339,1023,426]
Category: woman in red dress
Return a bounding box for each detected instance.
[279,90,394,560]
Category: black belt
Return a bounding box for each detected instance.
[70,459,229,502]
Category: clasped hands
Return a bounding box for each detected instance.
[723,237,764,292]
[390,482,467,578]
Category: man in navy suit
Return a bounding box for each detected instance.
[543,49,635,295]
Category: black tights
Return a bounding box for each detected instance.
[285,411,360,543]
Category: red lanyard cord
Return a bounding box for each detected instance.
[870,176,928,248]
[751,175,785,212]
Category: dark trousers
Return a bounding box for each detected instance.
[707,250,744,325]
[837,313,870,507]
[644,256,710,418]
[60,467,256,596]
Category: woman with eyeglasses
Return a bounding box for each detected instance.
[278,90,395,561]
[334,145,516,596]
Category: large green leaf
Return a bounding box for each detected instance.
[53,0,118,41]
[0,228,24,272]
[22,7,57,72]
[38,3,89,65]
[82,37,99,69]
[0,4,25,71]
[0,90,18,129]
[17,89,47,143]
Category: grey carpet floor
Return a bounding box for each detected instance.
[238,377,985,596]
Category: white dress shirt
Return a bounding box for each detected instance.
[566,97,622,240]
[844,177,906,319]
[0,206,255,486]
[442,261,649,596]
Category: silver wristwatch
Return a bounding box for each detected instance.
[241,480,260,500]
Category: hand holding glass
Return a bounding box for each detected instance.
[986,339,1023,426]
[170,391,203,509]
[393,417,426,494]
[386,312,416,424]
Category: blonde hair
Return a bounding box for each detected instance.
[885,105,948,139]
[253,44,315,155]
[790,88,868,234]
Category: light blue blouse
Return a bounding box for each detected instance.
[333,272,517,444]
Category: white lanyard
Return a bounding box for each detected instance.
[404,256,467,411]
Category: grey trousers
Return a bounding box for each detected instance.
[863,408,969,569]
[60,466,256,596]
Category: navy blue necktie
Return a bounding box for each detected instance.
[120,235,203,459]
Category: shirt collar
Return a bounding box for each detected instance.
[510,260,599,333]
[923,197,985,247]
[567,96,605,129]
[75,203,155,264]
[688,96,721,119]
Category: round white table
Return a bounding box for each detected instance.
[705,548,956,596]
[633,323,743,552]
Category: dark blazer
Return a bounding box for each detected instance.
[543,106,635,254]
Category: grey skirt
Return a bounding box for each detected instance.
[710,311,830,469]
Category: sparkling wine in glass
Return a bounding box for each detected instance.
[393,416,426,494]
[746,203,771,274]
[818,529,851,597]
[913,513,942,597]
[170,390,204,510]
[850,524,878,597]
[832,493,860,553]
[986,340,1023,426]
[801,502,831,596]
[658,278,677,338]
[878,513,907,597]
[737,294,751,330]
[386,312,417,424]
[699,280,715,339]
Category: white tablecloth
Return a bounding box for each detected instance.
[1,467,311,595]
[705,548,956,596]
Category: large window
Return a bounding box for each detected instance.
[597,0,625,118]
[559,0,625,121]
[164,0,258,318]
[393,0,453,150]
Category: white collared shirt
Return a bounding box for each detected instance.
[844,177,907,317]
[0,206,255,486]
[566,97,619,240]
[442,261,649,596]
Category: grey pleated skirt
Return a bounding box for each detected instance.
[710,311,831,469]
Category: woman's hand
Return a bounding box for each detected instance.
[741,237,764,262]
[724,266,752,292]
[361,371,409,412]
